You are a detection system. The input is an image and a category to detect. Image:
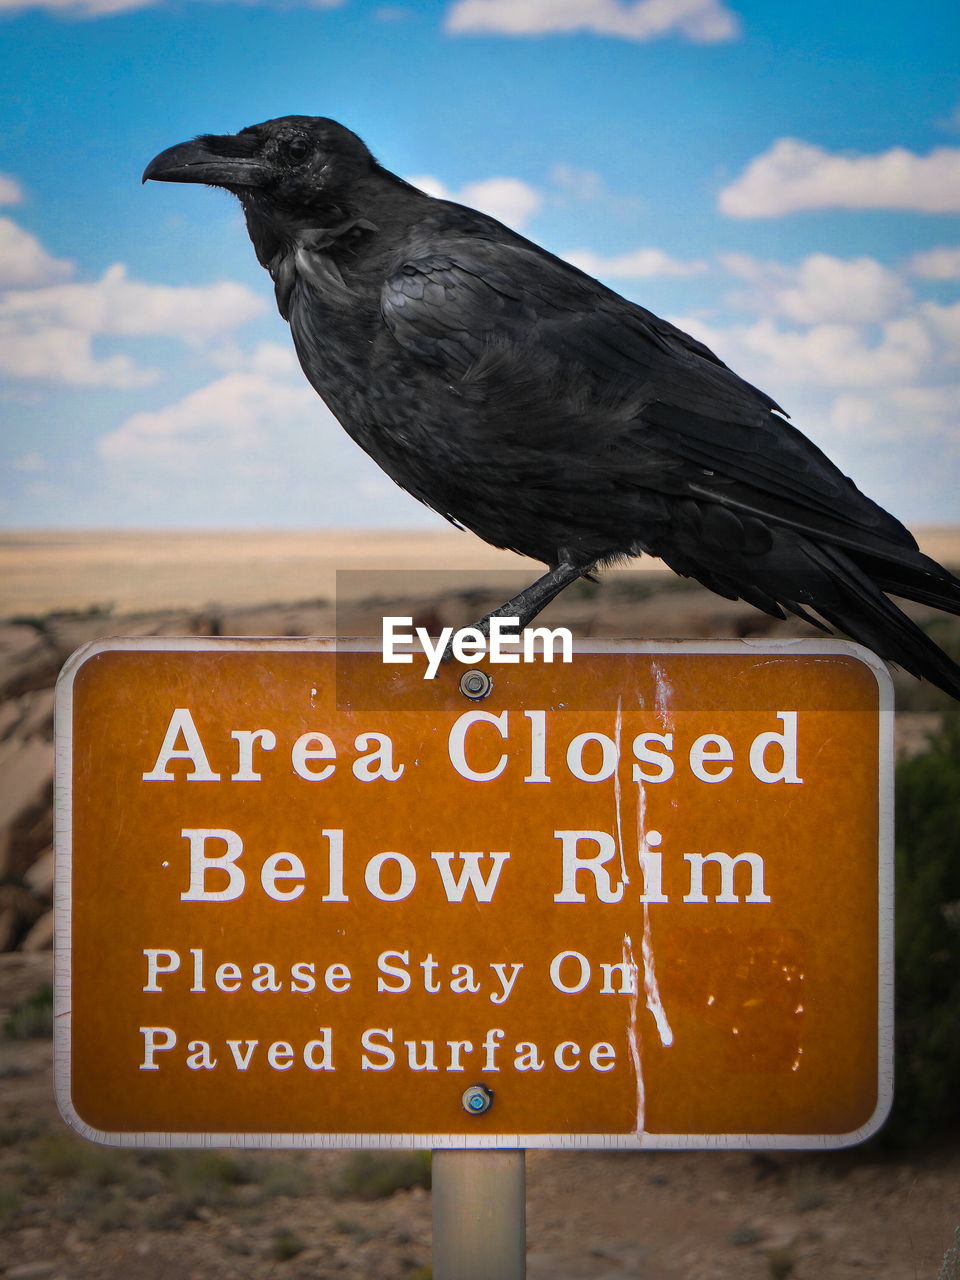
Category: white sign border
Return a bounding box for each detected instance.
[54,636,894,1151]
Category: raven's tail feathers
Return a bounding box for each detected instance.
[855,548,960,617]
[804,541,960,700]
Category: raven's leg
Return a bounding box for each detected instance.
[477,559,595,632]
[441,559,595,666]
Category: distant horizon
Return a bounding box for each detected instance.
[3,520,960,537]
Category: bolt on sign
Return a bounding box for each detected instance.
[54,637,893,1149]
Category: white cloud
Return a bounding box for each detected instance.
[1,262,265,341]
[563,246,708,278]
[708,258,960,378]
[664,303,960,521]
[886,383,960,425]
[675,311,935,391]
[661,236,960,518]
[99,372,321,474]
[920,299,960,354]
[748,317,933,388]
[827,393,881,440]
[95,367,401,524]
[408,174,543,229]
[0,0,342,13]
[0,175,23,206]
[0,261,266,387]
[548,163,646,218]
[444,0,740,43]
[408,175,451,200]
[908,246,960,280]
[408,161,645,232]
[464,178,543,228]
[12,452,45,473]
[719,139,960,217]
[721,252,911,325]
[827,387,960,461]
[549,163,607,200]
[0,218,74,288]
[0,0,153,14]
[0,325,153,387]
[209,340,301,377]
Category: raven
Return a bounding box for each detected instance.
[144,115,960,697]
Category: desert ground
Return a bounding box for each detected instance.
[2,526,960,1280]
[4,526,960,620]
[0,527,552,619]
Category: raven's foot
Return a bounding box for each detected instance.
[442,559,595,667]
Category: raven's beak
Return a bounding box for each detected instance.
[142,136,270,188]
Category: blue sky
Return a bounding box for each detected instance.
[2,0,959,531]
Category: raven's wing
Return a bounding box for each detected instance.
[380,232,960,694]
[380,236,914,556]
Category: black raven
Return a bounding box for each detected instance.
[144,115,960,697]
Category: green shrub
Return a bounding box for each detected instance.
[271,1227,306,1260]
[940,1226,960,1280]
[3,985,53,1040]
[767,1249,795,1279]
[0,1181,22,1231]
[336,1150,431,1199]
[885,706,960,1147]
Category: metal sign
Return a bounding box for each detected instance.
[54,637,892,1149]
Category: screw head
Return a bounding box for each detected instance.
[459,669,493,700]
[461,1083,494,1115]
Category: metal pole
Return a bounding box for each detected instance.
[432,1149,526,1280]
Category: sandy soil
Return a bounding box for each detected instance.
[0,528,551,618]
[4,525,958,620]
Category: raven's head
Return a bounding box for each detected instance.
[143,116,377,218]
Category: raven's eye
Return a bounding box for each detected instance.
[282,137,311,163]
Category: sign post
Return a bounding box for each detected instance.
[55,637,893,1266]
[432,1149,525,1280]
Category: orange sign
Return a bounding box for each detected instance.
[55,638,893,1149]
